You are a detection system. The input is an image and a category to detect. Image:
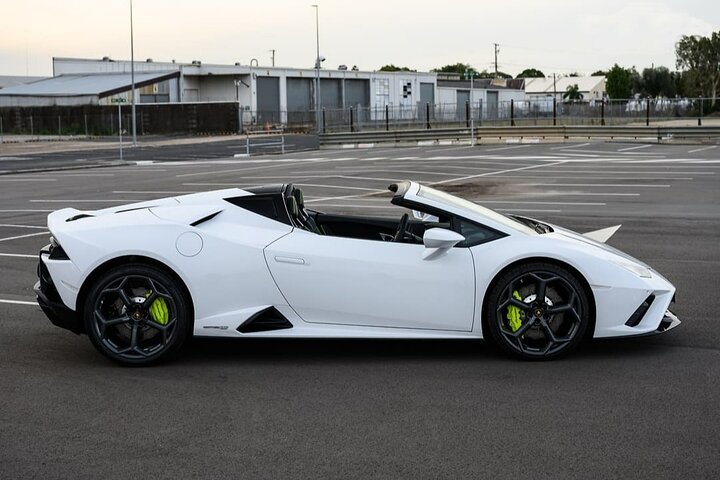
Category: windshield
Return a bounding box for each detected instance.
[417,185,537,235]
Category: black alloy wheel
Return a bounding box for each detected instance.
[485,262,590,360]
[83,264,192,366]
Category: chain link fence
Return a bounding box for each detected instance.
[0,98,714,141]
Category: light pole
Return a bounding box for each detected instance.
[466,69,476,146]
[312,4,321,134]
[234,79,243,134]
[130,0,137,146]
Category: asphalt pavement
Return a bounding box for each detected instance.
[0,140,718,479]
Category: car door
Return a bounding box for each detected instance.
[264,229,475,331]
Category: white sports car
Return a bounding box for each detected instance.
[35,180,680,365]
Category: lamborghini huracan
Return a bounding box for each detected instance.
[35,180,680,365]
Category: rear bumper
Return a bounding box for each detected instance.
[35,254,83,334]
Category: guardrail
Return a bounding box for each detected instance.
[319,125,720,147]
[241,127,285,156]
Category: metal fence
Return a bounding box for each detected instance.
[0,98,714,141]
[318,98,712,133]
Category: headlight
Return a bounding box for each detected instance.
[612,259,652,278]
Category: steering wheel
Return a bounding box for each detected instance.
[393,213,409,243]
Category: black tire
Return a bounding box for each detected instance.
[484,262,590,360]
[83,263,192,366]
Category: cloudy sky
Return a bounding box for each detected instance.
[1,0,718,77]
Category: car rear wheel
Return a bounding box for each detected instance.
[485,262,590,360]
[83,263,192,366]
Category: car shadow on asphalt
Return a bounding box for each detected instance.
[176,336,674,366]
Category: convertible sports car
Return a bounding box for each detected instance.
[35,180,680,365]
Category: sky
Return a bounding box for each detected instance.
[0,0,718,77]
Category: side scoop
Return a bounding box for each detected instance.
[583,224,621,243]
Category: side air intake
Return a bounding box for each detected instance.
[237,307,293,333]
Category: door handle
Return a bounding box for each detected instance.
[274,256,306,265]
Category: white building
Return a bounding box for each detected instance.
[523,75,606,102]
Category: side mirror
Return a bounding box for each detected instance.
[422,228,465,259]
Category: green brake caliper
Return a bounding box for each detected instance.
[145,291,170,325]
[506,290,525,332]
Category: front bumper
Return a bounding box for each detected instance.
[636,310,681,337]
[35,254,83,334]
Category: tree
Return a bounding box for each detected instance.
[568,72,580,77]
[591,70,607,76]
[636,66,676,97]
[476,69,513,79]
[563,84,584,101]
[431,63,476,79]
[605,64,637,99]
[379,64,415,72]
[676,31,720,106]
[516,68,545,78]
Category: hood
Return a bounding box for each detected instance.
[548,225,650,268]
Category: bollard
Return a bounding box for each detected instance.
[511,99,515,127]
[698,97,703,126]
[385,104,389,131]
[601,100,605,126]
[426,103,431,130]
[646,98,650,127]
[553,98,557,126]
[465,101,470,128]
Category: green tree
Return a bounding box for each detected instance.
[431,63,474,78]
[379,64,415,72]
[605,64,637,99]
[516,68,545,78]
[568,72,580,77]
[591,70,607,76]
[563,84,584,101]
[676,31,720,106]
[637,66,676,97]
[476,69,513,79]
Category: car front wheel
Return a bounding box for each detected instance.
[485,262,590,360]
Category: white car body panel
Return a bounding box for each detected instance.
[265,228,476,331]
[37,181,678,343]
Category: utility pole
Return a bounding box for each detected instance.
[270,49,276,67]
[493,43,500,78]
[312,5,321,134]
[130,0,137,146]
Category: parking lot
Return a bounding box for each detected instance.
[1,141,719,478]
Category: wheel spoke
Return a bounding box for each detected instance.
[535,279,547,303]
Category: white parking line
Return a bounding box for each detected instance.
[0,224,47,229]
[687,146,717,154]
[536,183,670,188]
[112,191,198,194]
[0,178,57,182]
[29,199,139,203]
[298,184,379,191]
[479,201,605,206]
[617,144,653,152]
[0,253,36,258]
[0,231,49,242]
[0,299,37,306]
[550,143,592,150]
[0,209,54,213]
[485,145,533,152]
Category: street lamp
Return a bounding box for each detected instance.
[312,4,321,133]
[130,0,137,146]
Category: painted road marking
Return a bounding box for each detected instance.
[617,144,653,152]
[0,231,49,242]
[485,145,533,152]
[0,224,47,229]
[687,146,717,154]
[0,299,37,306]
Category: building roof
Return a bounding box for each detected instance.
[524,76,605,94]
[437,78,525,90]
[0,71,179,97]
[0,76,48,89]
